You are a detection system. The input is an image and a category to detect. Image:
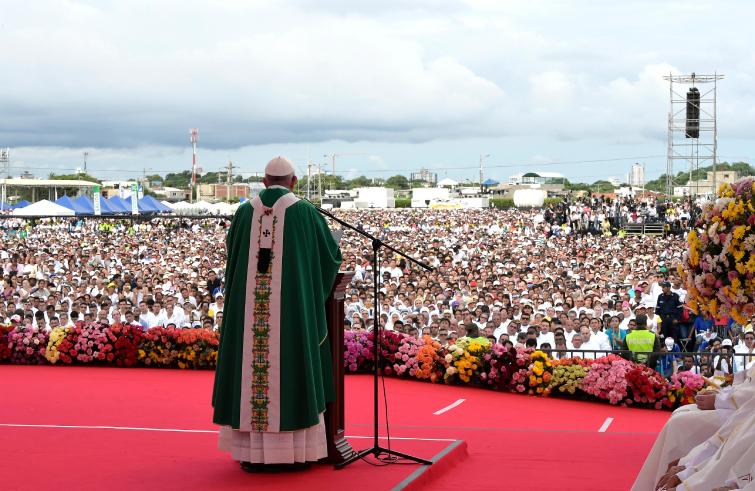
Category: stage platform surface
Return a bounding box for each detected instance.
[0,366,669,490]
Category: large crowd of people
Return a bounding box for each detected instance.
[1,198,753,379]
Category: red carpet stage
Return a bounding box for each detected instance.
[0,366,669,490]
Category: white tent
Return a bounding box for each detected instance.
[209,202,236,215]
[13,200,76,217]
[437,178,458,187]
[160,200,176,209]
[194,200,215,211]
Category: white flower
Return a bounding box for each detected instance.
[445,354,453,363]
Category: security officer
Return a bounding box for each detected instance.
[656,280,682,340]
[621,314,661,369]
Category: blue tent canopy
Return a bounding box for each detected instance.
[125,196,159,214]
[107,196,131,213]
[75,195,118,215]
[482,178,499,186]
[73,195,94,214]
[55,196,92,215]
[140,195,172,213]
[0,201,12,211]
[12,200,31,209]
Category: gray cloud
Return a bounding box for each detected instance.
[2,0,755,181]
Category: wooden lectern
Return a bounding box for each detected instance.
[323,271,355,465]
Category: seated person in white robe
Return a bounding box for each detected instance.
[631,365,755,491]
[653,395,755,490]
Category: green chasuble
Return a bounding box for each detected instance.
[212,187,341,431]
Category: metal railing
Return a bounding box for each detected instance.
[543,348,753,376]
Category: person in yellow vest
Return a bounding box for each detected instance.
[621,313,661,369]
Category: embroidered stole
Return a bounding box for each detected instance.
[239,192,299,432]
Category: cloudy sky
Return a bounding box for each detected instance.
[2,0,754,183]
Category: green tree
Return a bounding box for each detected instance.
[591,180,615,193]
[49,172,101,183]
[384,175,409,190]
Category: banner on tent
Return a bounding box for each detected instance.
[93,186,102,216]
[131,184,138,215]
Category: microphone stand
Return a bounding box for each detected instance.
[304,199,433,469]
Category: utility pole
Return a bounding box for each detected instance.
[189,128,198,203]
[0,148,9,208]
[225,160,236,201]
[307,159,312,200]
[323,152,368,185]
[317,161,323,203]
[479,154,490,194]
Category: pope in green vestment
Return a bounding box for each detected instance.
[212,157,341,465]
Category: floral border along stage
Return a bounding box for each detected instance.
[0,323,702,411]
[345,331,702,411]
[683,177,755,324]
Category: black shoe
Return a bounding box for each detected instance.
[240,461,311,473]
[240,461,265,473]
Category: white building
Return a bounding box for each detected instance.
[508,171,566,186]
[673,170,739,197]
[411,188,449,208]
[628,163,645,187]
[354,187,395,208]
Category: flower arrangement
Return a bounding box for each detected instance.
[378,330,405,373]
[7,325,49,364]
[547,358,589,396]
[108,324,144,367]
[669,371,706,407]
[682,177,755,324]
[138,327,175,367]
[393,335,423,377]
[581,355,632,405]
[0,324,13,362]
[45,327,70,364]
[72,322,115,364]
[526,350,553,396]
[173,327,219,369]
[344,330,372,373]
[414,336,444,382]
[480,343,521,390]
[443,337,489,384]
[625,365,673,409]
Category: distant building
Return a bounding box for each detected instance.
[152,186,189,202]
[410,168,438,186]
[197,183,250,201]
[674,170,739,196]
[629,163,645,187]
[354,187,395,208]
[508,171,566,186]
[101,180,141,199]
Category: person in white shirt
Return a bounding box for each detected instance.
[569,331,585,358]
[578,326,601,360]
[644,305,662,334]
[671,277,687,303]
[163,304,185,328]
[588,318,612,351]
[138,301,152,329]
[536,319,555,348]
[618,306,635,331]
[562,320,579,345]
[144,301,165,329]
[492,310,511,341]
[734,330,755,372]
[209,292,224,319]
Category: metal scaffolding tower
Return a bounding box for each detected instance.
[663,73,723,197]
